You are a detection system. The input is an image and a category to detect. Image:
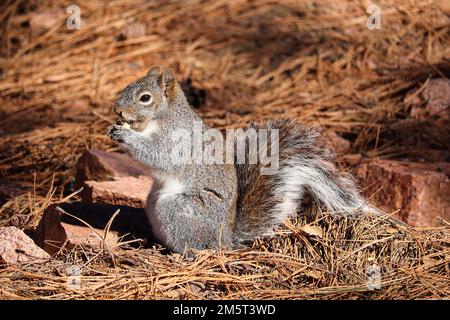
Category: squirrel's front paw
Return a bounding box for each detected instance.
[108,125,131,143]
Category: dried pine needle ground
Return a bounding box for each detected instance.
[1,210,449,299]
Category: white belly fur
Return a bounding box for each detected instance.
[158,177,184,199]
[146,171,184,244]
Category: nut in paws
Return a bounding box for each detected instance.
[108,125,129,143]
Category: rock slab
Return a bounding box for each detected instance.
[357,159,450,226]
[76,149,153,208]
[34,202,150,255]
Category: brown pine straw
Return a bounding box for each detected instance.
[0,203,449,299]
[0,0,449,299]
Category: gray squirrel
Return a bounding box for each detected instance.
[108,66,375,253]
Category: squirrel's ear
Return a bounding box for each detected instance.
[147,65,161,78]
[159,69,177,99]
[161,69,175,88]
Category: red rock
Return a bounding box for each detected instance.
[316,129,351,154]
[121,22,146,39]
[342,153,362,166]
[325,130,351,154]
[34,203,149,255]
[29,10,64,32]
[76,150,153,208]
[81,176,152,208]
[34,205,118,255]
[0,226,50,265]
[357,159,450,226]
[58,100,91,120]
[72,99,90,112]
[76,149,151,186]
[411,78,450,121]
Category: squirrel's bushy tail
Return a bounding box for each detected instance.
[234,119,376,242]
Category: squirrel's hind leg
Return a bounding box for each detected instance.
[145,192,233,254]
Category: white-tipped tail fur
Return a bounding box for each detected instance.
[234,119,378,243]
[272,160,375,226]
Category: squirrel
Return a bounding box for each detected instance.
[108,65,376,254]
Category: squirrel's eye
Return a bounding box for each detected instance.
[138,93,152,105]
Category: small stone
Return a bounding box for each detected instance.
[342,153,362,166]
[410,78,450,121]
[72,99,90,113]
[29,10,64,32]
[316,128,351,154]
[0,226,50,265]
[121,23,146,39]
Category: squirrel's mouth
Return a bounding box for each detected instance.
[116,118,145,131]
[116,117,137,126]
[116,118,134,125]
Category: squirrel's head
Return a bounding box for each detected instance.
[113,65,181,131]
